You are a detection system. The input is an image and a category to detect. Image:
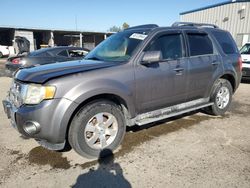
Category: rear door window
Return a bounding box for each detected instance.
[212,31,238,54]
[187,33,214,56]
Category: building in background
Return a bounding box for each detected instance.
[180,0,250,48]
[0,26,113,52]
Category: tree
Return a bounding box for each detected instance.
[122,22,129,30]
[108,22,130,32]
[108,26,121,32]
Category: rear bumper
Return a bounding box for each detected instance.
[2,97,78,150]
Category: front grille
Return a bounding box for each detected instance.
[242,68,250,77]
[9,80,24,107]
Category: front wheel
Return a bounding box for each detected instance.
[68,100,126,158]
[205,78,233,116]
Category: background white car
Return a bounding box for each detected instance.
[0,45,9,58]
[240,42,250,78]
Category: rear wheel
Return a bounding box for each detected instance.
[0,52,3,58]
[205,78,233,116]
[68,100,126,158]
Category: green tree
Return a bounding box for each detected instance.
[108,22,130,32]
[122,22,129,30]
[108,25,121,32]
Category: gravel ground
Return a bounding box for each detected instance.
[0,58,8,77]
[0,76,250,188]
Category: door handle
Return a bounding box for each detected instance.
[174,67,184,76]
[212,60,219,65]
[174,67,184,72]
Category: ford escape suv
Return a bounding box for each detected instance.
[2,22,242,158]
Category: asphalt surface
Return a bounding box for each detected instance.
[0,67,250,187]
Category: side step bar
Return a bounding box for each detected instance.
[135,102,214,126]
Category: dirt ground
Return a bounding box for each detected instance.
[0,58,8,77]
[0,74,250,187]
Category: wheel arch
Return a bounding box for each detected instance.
[64,93,132,147]
[220,73,236,92]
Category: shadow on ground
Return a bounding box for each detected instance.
[72,149,131,188]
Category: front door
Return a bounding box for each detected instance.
[135,32,189,113]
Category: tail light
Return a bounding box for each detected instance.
[12,58,20,64]
[238,57,242,71]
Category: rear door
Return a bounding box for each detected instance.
[135,31,189,113]
[184,30,221,101]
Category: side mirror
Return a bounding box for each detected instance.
[141,51,162,65]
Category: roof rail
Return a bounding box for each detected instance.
[172,22,219,28]
[125,24,159,31]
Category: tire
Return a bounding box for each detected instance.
[0,52,3,58]
[68,100,126,158]
[205,78,233,116]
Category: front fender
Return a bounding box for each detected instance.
[63,78,136,117]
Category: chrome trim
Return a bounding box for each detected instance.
[128,98,212,126]
[136,103,213,126]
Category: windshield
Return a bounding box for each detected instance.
[240,44,250,54]
[85,30,148,62]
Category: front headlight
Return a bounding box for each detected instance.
[23,84,56,105]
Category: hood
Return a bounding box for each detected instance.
[15,60,120,84]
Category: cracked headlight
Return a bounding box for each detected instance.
[23,84,56,105]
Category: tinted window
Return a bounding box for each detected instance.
[58,50,68,57]
[29,48,52,57]
[40,51,53,57]
[146,34,183,60]
[187,33,213,56]
[212,31,238,54]
[240,44,250,55]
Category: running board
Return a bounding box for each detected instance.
[134,102,213,126]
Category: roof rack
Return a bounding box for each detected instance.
[172,22,219,28]
[125,24,159,31]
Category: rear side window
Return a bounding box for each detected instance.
[212,31,238,54]
[40,51,53,57]
[187,33,213,56]
[145,34,183,60]
[68,50,87,57]
[58,50,68,57]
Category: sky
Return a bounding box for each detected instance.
[0,0,226,32]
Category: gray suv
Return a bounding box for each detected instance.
[2,22,242,158]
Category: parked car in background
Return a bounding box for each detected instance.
[240,42,250,79]
[5,46,89,74]
[0,45,9,58]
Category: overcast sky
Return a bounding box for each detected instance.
[1,0,225,32]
